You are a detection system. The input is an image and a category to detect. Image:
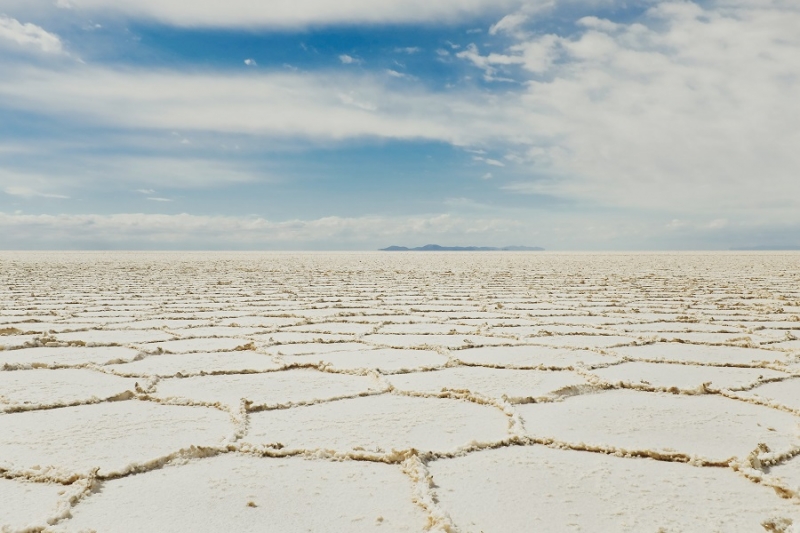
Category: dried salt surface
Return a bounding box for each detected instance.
[770,455,800,498]
[0,401,232,476]
[244,394,510,454]
[429,446,800,532]
[52,329,175,346]
[612,342,791,366]
[3,252,800,530]
[153,369,381,409]
[588,361,787,391]
[386,367,588,402]
[145,337,253,354]
[739,378,800,411]
[518,389,800,463]
[105,351,282,377]
[455,345,618,369]
[59,455,426,533]
[377,323,477,335]
[265,341,369,356]
[527,334,638,349]
[287,348,449,373]
[0,346,140,367]
[0,369,137,409]
[362,333,514,349]
[0,477,64,531]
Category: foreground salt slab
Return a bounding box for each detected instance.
[59,454,426,533]
[286,347,449,373]
[454,345,617,369]
[0,477,65,532]
[738,378,800,412]
[612,343,790,366]
[153,369,381,409]
[0,401,232,476]
[517,389,800,463]
[429,446,800,532]
[0,346,140,368]
[0,369,137,410]
[587,361,786,391]
[105,351,282,377]
[245,394,509,454]
[386,367,587,402]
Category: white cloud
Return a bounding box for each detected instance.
[473,156,505,167]
[482,172,493,180]
[22,0,524,27]
[4,186,69,199]
[0,15,64,54]
[0,212,525,248]
[489,13,528,36]
[457,1,800,218]
[0,66,521,144]
[395,47,421,54]
[243,58,257,66]
[147,197,172,202]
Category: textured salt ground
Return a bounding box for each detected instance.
[105,351,282,377]
[0,346,141,367]
[0,477,64,532]
[635,331,762,344]
[251,332,356,344]
[739,378,800,411]
[280,322,378,335]
[386,367,588,402]
[153,369,381,409]
[611,342,790,365]
[51,329,176,346]
[166,326,266,338]
[216,316,304,328]
[244,394,509,454]
[145,337,254,354]
[518,389,800,462]
[0,401,231,476]
[0,369,137,408]
[770,455,800,497]
[376,323,477,335]
[429,446,800,533]
[587,361,787,391]
[619,322,743,333]
[362,333,516,349]
[486,325,611,337]
[527,335,638,349]
[58,455,426,533]
[0,334,41,349]
[264,342,370,356]
[0,322,100,333]
[454,345,618,369]
[285,348,449,373]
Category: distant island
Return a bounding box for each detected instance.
[730,245,800,251]
[380,244,544,251]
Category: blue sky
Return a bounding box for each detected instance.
[1,0,799,250]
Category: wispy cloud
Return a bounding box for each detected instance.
[4,186,69,199]
[0,15,64,54]
[23,0,525,27]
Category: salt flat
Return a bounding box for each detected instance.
[0,251,799,532]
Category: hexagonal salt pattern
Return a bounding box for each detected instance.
[1,251,800,530]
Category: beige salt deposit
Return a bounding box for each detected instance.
[0,251,798,532]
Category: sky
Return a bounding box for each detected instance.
[0,0,799,250]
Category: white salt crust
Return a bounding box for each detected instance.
[2,251,800,531]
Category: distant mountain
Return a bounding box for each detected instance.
[730,245,800,251]
[380,244,544,251]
